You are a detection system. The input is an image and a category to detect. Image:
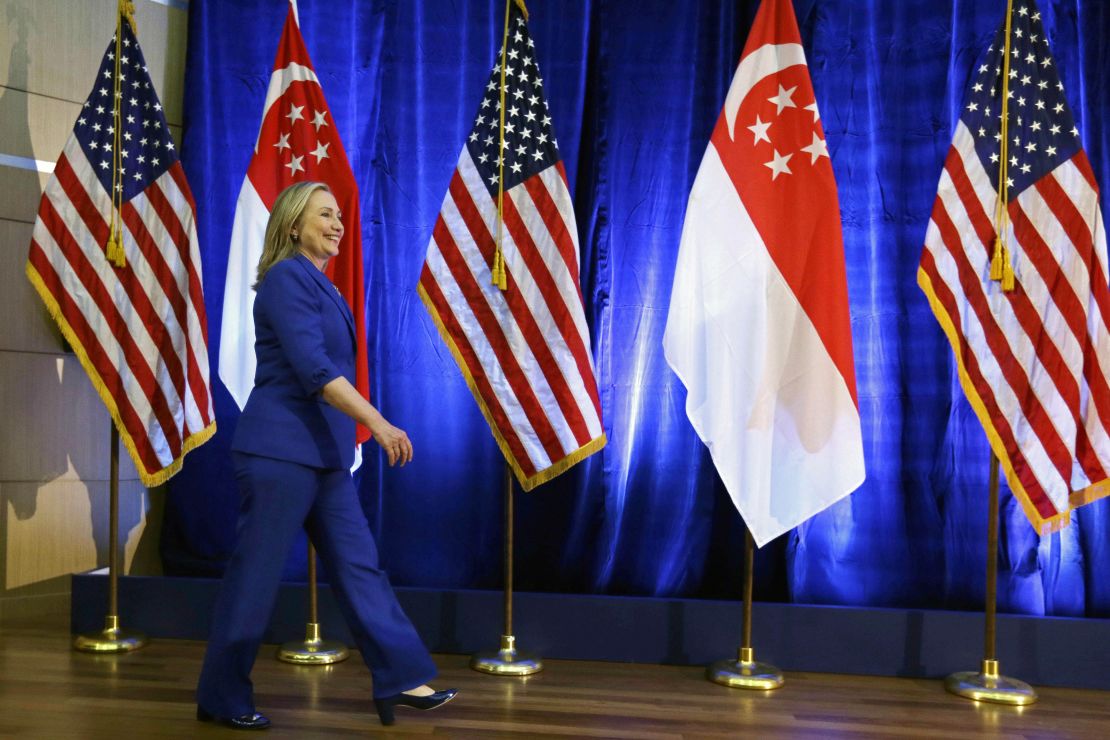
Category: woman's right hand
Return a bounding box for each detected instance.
[371,418,413,467]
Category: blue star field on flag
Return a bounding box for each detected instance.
[74,18,177,202]
[961,3,1081,199]
[464,3,560,197]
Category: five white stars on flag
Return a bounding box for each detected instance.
[747,80,829,180]
[277,104,332,176]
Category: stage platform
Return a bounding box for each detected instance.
[5,606,1109,738]
[71,572,1110,691]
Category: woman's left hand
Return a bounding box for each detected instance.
[371,419,413,467]
[320,377,414,467]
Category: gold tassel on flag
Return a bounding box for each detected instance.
[994,238,1012,281]
[989,239,1015,293]
[1000,253,1015,292]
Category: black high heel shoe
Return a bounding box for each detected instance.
[373,688,458,726]
[196,706,271,730]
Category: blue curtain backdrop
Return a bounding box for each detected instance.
[167,0,1110,617]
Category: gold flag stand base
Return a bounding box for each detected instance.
[75,428,145,655]
[73,615,147,653]
[944,455,1037,706]
[708,529,781,691]
[277,622,350,665]
[470,634,543,676]
[707,647,784,690]
[945,659,1037,705]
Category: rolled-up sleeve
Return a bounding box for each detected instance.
[257,263,343,395]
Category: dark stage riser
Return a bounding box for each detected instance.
[71,573,1110,690]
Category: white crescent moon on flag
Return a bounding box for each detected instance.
[724,43,806,141]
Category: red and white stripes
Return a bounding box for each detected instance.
[919,121,1110,530]
[27,140,214,485]
[419,150,605,489]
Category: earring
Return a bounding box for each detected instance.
[291,232,299,242]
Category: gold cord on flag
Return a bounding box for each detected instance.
[990,0,1015,292]
[105,0,137,268]
[491,0,526,291]
[491,0,512,290]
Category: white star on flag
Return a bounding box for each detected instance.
[800,132,829,163]
[767,84,797,114]
[310,140,330,163]
[764,149,793,179]
[748,115,772,144]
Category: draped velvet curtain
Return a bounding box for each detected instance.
[167,0,1110,617]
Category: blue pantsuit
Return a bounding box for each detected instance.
[196,254,435,717]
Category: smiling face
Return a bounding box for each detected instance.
[293,189,344,270]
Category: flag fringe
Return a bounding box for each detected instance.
[917,265,1080,535]
[1070,478,1110,510]
[526,433,607,490]
[25,260,216,488]
[417,283,605,491]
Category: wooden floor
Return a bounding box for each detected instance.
[2,617,1108,738]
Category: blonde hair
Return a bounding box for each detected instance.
[253,181,331,290]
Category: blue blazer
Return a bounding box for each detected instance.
[231,254,357,470]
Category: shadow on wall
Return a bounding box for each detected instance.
[0,2,161,608]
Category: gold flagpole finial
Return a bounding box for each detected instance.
[119,0,137,31]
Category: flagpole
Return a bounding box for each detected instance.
[278,543,350,665]
[944,453,1036,704]
[470,0,540,676]
[706,526,783,690]
[74,3,143,650]
[944,0,1035,704]
[74,424,147,653]
[471,463,542,675]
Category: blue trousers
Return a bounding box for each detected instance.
[196,452,437,717]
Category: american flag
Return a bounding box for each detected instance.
[418,0,605,491]
[918,0,1110,532]
[25,13,215,486]
[220,0,370,447]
